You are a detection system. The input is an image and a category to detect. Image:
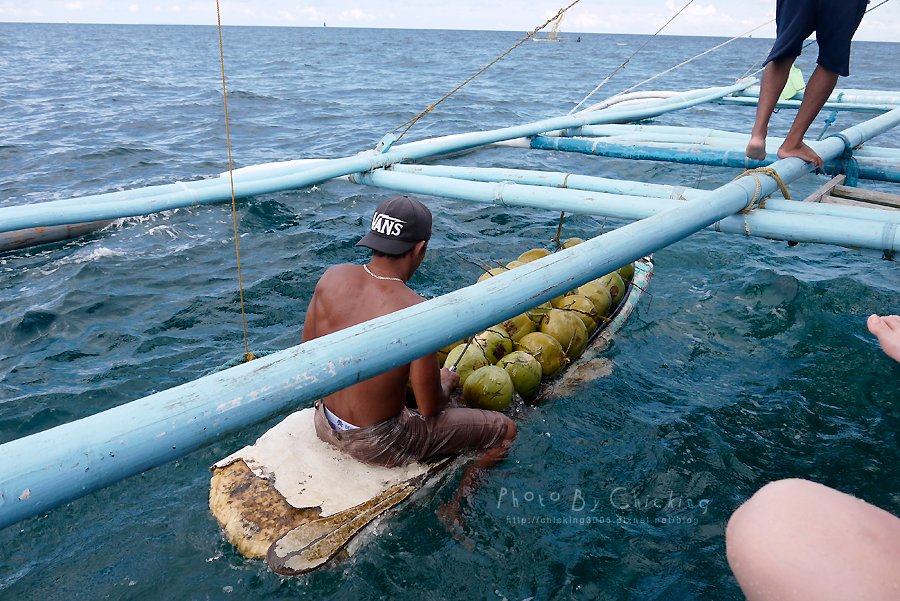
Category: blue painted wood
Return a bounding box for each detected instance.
[388,164,900,227]
[529,136,900,184]
[351,170,899,252]
[0,106,897,531]
[0,83,753,235]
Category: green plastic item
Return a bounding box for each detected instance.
[780,65,806,101]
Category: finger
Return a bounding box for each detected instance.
[867,314,885,336]
[881,315,900,332]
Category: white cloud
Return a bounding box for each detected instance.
[339,8,375,23]
[0,1,894,41]
[0,2,42,18]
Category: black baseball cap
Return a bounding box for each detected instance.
[356,196,432,255]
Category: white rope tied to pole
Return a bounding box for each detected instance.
[601,19,775,108]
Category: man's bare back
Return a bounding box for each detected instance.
[303,196,515,529]
[301,255,453,427]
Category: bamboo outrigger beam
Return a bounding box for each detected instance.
[529,136,900,184]
[347,170,899,254]
[388,164,900,228]
[0,83,753,237]
[1,108,899,530]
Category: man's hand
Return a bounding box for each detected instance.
[440,368,461,396]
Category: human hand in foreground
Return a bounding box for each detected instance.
[441,367,461,394]
[867,314,900,363]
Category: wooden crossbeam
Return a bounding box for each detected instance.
[832,185,900,210]
[801,174,846,203]
[821,195,899,211]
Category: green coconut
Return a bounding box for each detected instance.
[477,266,508,283]
[518,248,551,263]
[463,365,515,411]
[598,272,627,307]
[540,308,589,360]
[436,339,465,366]
[561,237,585,249]
[550,293,574,309]
[473,327,514,364]
[516,332,568,379]
[555,294,600,333]
[497,351,543,402]
[496,312,537,342]
[576,281,613,317]
[443,343,489,388]
[617,262,635,284]
[527,301,554,324]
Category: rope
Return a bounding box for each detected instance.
[611,19,774,102]
[568,0,697,114]
[733,166,791,214]
[215,0,255,364]
[553,212,566,250]
[392,0,583,142]
[816,92,843,140]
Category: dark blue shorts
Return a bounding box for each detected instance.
[766,0,868,77]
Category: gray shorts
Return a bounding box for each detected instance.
[314,401,508,468]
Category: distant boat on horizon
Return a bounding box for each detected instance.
[533,13,564,42]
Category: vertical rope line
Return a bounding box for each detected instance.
[215,0,253,362]
[392,0,583,142]
[568,0,697,114]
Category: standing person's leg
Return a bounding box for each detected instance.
[775,65,837,166]
[726,479,900,601]
[746,57,795,160]
[776,0,868,166]
[746,0,815,161]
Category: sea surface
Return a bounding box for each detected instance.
[0,22,898,600]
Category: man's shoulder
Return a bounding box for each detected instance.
[318,263,359,282]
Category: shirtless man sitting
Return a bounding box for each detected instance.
[301,195,517,472]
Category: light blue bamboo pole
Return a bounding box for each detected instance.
[529,136,900,184]
[388,164,900,226]
[716,97,895,113]
[564,133,900,163]
[349,170,899,252]
[0,109,898,530]
[737,87,900,106]
[556,124,900,161]
[0,83,754,235]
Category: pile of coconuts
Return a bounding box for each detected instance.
[437,239,636,412]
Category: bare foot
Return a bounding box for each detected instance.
[867,314,900,363]
[436,500,475,551]
[745,135,767,161]
[777,142,823,167]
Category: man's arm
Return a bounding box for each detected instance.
[409,353,459,417]
[301,289,319,343]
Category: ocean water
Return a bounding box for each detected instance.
[0,22,898,600]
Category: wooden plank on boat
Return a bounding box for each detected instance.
[801,174,845,203]
[832,185,900,210]
[821,195,900,211]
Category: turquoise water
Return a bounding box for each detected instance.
[1,23,898,600]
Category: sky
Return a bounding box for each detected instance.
[1,0,898,42]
